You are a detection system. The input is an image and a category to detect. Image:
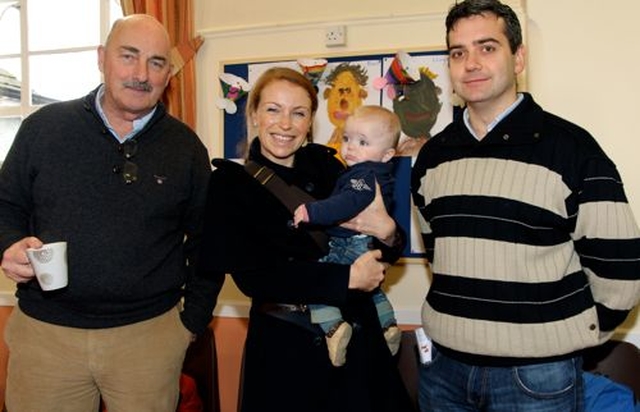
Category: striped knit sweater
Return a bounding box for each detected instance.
[411,93,640,365]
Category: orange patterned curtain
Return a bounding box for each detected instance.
[120,0,203,130]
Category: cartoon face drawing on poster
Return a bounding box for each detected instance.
[322,62,369,158]
[378,53,452,158]
[393,68,442,156]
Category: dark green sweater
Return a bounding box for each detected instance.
[0,87,220,334]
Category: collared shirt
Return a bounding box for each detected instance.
[95,84,156,142]
[463,93,524,140]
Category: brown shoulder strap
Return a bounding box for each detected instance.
[245,161,329,253]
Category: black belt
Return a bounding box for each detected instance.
[257,302,309,313]
[255,302,321,335]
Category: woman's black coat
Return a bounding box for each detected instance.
[197,141,415,412]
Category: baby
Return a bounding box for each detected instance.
[294,105,401,367]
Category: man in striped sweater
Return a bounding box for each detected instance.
[411,0,640,411]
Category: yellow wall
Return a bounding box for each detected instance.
[192,0,640,344]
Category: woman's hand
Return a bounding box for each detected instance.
[396,135,427,157]
[341,182,397,246]
[348,249,387,291]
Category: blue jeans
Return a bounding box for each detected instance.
[309,235,396,333]
[419,345,584,412]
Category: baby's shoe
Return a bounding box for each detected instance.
[326,322,352,367]
[384,325,401,356]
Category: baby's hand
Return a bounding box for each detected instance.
[293,204,309,227]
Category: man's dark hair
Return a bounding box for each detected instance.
[446,0,522,53]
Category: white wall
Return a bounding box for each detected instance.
[191,0,640,345]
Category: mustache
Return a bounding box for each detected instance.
[123,81,152,92]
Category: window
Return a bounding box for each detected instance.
[0,0,123,162]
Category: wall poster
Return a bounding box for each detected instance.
[217,49,453,258]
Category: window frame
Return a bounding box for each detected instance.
[0,0,122,159]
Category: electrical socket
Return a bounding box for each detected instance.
[325,25,346,47]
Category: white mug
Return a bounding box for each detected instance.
[26,241,68,291]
